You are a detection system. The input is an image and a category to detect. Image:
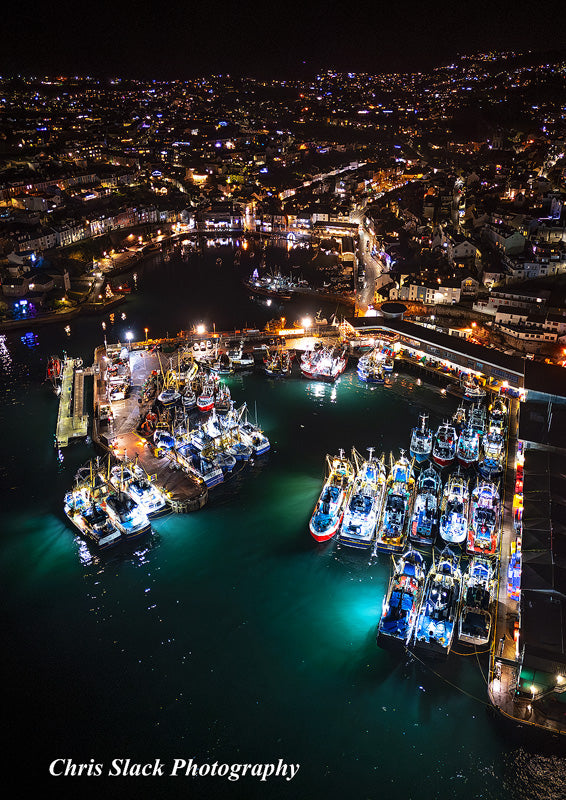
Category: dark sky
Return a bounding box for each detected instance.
[1,0,564,78]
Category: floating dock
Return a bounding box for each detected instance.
[55,357,89,447]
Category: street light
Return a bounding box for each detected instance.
[302,316,312,330]
[196,324,206,335]
[126,331,134,350]
[144,327,149,342]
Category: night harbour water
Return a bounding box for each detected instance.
[1,243,565,800]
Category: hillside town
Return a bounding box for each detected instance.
[0,50,565,365]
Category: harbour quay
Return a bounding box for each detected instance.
[92,343,208,513]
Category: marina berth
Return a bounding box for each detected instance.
[409,413,433,463]
[409,465,441,547]
[377,549,426,647]
[309,451,355,542]
[458,556,497,647]
[432,422,457,468]
[412,547,462,658]
[374,451,415,553]
[439,471,470,545]
[467,480,501,557]
[338,448,386,549]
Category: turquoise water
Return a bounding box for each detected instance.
[1,249,565,800]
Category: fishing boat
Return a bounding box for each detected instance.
[183,450,224,487]
[488,398,507,437]
[105,492,151,540]
[377,549,426,647]
[238,405,270,455]
[467,480,501,557]
[109,464,169,517]
[462,373,486,401]
[439,471,469,545]
[300,345,348,382]
[210,352,234,375]
[230,341,255,371]
[357,347,385,383]
[468,404,487,437]
[182,387,197,409]
[381,346,395,373]
[409,466,441,547]
[452,405,467,432]
[197,380,215,412]
[264,347,293,377]
[409,414,433,463]
[412,547,462,658]
[478,430,505,479]
[338,448,386,549]
[226,440,253,461]
[214,383,231,414]
[158,387,181,407]
[458,556,497,646]
[374,452,415,553]
[46,355,63,392]
[456,423,480,468]
[432,422,457,468]
[212,451,237,473]
[309,451,355,542]
[63,487,122,549]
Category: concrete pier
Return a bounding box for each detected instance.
[55,357,89,448]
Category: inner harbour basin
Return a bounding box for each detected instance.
[1,245,565,800]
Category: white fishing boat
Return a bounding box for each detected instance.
[301,345,348,382]
[63,487,122,549]
[410,414,433,463]
[439,471,469,545]
[338,448,386,549]
[105,492,152,540]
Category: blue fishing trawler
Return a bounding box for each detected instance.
[377,549,426,647]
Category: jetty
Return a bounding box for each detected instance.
[55,357,90,447]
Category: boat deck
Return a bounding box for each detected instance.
[55,358,89,447]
